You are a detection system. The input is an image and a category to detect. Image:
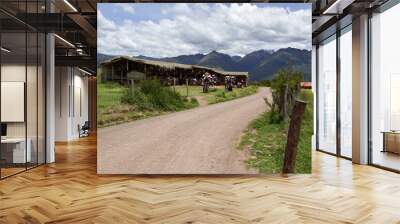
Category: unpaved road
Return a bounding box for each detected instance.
[98,87,271,174]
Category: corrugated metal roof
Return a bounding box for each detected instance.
[101,56,248,77]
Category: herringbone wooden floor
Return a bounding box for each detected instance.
[1,135,400,224]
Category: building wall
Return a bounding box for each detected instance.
[100,59,248,86]
[55,67,89,141]
[1,64,26,138]
[88,76,97,131]
[1,63,46,166]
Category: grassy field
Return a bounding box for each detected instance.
[238,89,313,174]
[98,83,259,128]
[173,85,259,104]
[98,83,155,128]
[98,82,198,128]
[98,83,127,109]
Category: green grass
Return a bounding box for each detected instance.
[238,89,313,174]
[173,85,205,97]
[98,104,166,128]
[98,82,198,128]
[98,83,127,109]
[98,82,258,128]
[173,85,258,104]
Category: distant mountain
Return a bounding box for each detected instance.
[231,55,242,62]
[97,53,116,66]
[236,50,272,72]
[136,55,157,60]
[251,48,311,81]
[97,48,311,81]
[159,53,205,65]
[197,51,238,71]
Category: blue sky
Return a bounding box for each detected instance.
[98,3,311,25]
[98,3,311,57]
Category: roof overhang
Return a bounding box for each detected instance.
[101,56,249,77]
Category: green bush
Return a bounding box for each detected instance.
[266,69,302,123]
[216,91,226,98]
[240,89,312,173]
[121,79,186,111]
[121,88,152,110]
[190,97,197,104]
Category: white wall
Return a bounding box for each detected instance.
[1,63,46,164]
[55,67,89,141]
[1,82,25,122]
[1,65,26,139]
[55,66,70,141]
[1,64,25,81]
[71,73,89,138]
[1,64,36,136]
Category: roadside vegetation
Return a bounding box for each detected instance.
[98,79,259,128]
[98,80,198,127]
[239,69,312,174]
[98,82,125,109]
[174,85,258,104]
[251,80,271,87]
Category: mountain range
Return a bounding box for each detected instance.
[97,47,311,81]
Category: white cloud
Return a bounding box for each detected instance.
[98,3,311,57]
[116,3,135,14]
[97,10,116,31]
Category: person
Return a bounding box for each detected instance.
[237,81,242,88]
[202,72,211,93]
[225,76,233,91]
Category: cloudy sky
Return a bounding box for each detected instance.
[98,3,311,58]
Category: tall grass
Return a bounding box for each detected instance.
[207,85,258,104]
[98,80,198,127]
[173,85,258,104]
[97,82,127,109]
[239,89,313,173]
[121,79,196,111]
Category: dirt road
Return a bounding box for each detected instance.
[98,87,271,174]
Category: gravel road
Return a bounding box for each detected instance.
[98,87,270,174]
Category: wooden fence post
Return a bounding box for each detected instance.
[282,99,307,174]
[173,78,176,92]
[186,79,189,97]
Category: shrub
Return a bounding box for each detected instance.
[190,97,197,104]
[121,79,186,111]
[265,69,302,123]
[121,88,152,110]
[216,91,226,98]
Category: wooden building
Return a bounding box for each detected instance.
[99,56,249,86]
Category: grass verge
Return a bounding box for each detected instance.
[98,82,258,128]
[98,82,126,109]
[173,85,258,104]
[98,81,198,128]
[238,89,313,174]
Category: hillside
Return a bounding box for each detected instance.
[97,48,311,81]
[97,53,116,66]
[197,51,238,71]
